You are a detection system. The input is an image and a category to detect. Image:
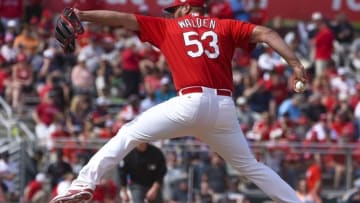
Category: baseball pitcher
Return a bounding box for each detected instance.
[50,0,306,202]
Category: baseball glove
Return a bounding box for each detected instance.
[55,8,84,53]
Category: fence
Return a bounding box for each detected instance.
[0,137,353,202]
[48,138,360,201]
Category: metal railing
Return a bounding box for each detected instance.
[0,97,12,119]
[0,97,38,199]
[51,138,360,190]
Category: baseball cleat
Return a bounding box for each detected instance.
[49,188,93,203]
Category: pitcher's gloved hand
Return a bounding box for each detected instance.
[55,7,84,53]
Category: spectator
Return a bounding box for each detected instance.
[284,30,311,69]
[350,33,360,75]
[282,153,303,188]
[37,74,56,101]
[342,178,360,203]
[349,84,360,111]
[90,96,113,129]
[278,94,304,122]
[71,54,94,95]
[23,149,44,187]
[295,177,317,203]
[227,0,249,21]
[95,58,109,97]
[6,53,34,111]
[195,180,214,203]
[0,151,17,201]
[243,77,272,114]
[0,57,12,97]
[24,0,43,24]
[154,76,176,104]
[302,93,327,122]
[32,92,61,147]
[201,153,228,202]
[304,154,322,203]
[121,38,142,98]
[46,150,73,190]
[305,113,337,142]
[331,109,355,141]
[310,12,335,77]
[331,13,354,66]
[66,94,91,136]
[223,177,248,203]
[142,66,162,95]
[118,94,140,122]
[235,96,258,133]
[208,0,234,19]
[169,179,190,203]
[119,143,167,203]
[78,33,104,73]
[38,48,64,84]
[23,173,47,203]
[140,91,157,113]
[100,36,119,68]
[248,0,268,25]
[163,151,187,202]
[257,44,286,74]
[5,20,18,37]
[138,44,160,77]
[246,111,273,141]
[13,25,40,56]
[0,33,17,63]
[49,121,71,152]
[330,67,355,97]
[51,172,75,200]
[38,9,54,39]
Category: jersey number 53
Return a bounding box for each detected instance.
[183,31,220,59]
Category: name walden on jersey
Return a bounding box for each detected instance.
[178,18,216,29]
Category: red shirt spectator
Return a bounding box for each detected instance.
[306,159,322,193]
[268,73,288,105]
[321,89,338,112]
[23,173,46,202]
[208,0,234,19]
[34,97,60,126]
[314,26,334,60]
[246,112,272,141]
[331,112,355,140]
[38,84,52,100]
[24,180,42,201]
[121,42,141,71]
[248,0,268,25]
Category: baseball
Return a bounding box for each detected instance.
[295,81,305,92]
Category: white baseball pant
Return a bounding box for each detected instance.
[74,87,301,203]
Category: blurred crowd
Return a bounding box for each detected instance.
[1,0,360,202]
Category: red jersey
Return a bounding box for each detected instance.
[135,14,255,91]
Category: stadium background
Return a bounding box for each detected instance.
[1,0,360,202]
